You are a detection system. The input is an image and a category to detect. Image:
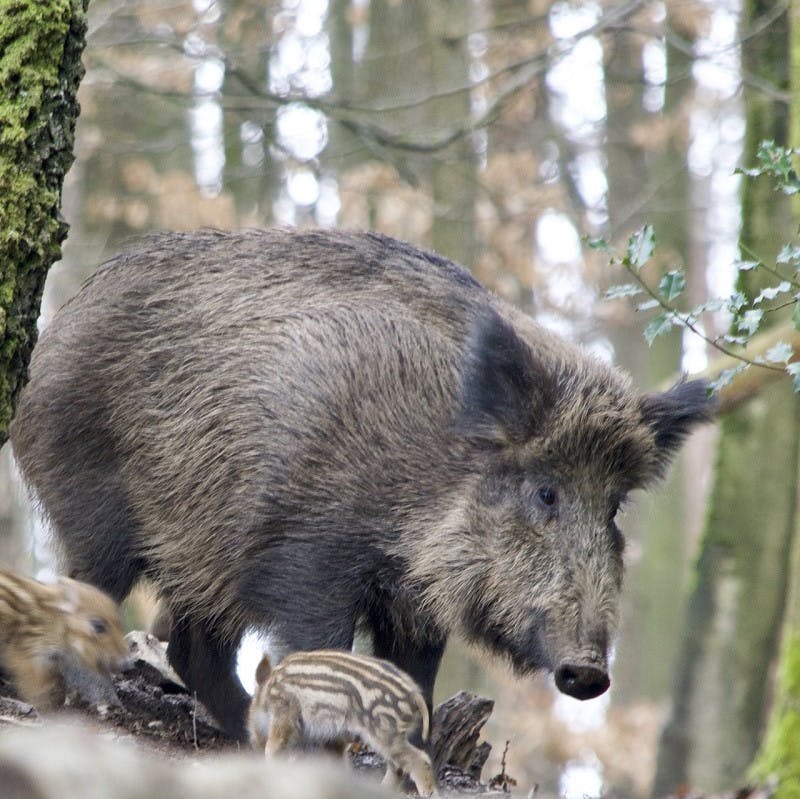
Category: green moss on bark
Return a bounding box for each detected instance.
[752,635,800,797]
[748,5,800,797]
[0,0,88,442]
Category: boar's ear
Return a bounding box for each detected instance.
[457,310,557,447]
[640,379,717,473]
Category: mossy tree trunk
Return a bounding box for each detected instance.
[652,3,796,795]
[0,0,87,442]
[750,2,800,794]
[752,462,800,796]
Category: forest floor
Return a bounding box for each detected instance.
[0,632,775,799]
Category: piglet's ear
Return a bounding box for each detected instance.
[55,576,80,615]
[640,379,717,472]
[254,654,273,687]
[457,310,557,447]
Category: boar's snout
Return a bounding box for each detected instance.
[554,662,610,700]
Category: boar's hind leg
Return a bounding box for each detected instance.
[167,614,249,741]
[53,472,145,602]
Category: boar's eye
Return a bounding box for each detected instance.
[536,486,558,511]
[90,618,108,635]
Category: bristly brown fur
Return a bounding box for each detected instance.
[10,228,715,739]
[0,569,128,707]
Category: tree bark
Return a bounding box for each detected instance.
[430,690,494,776]
[604,4,696,705]
[653,4,795,794]
[424,1,476,269]
[0,0,87,442]
[749,3,800,795]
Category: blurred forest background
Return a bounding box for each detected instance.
[2,1,798,797]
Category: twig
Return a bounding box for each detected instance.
[488,740,517,793]
[624,261,786,372]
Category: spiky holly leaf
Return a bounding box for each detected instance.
[787,363,800,393]
[658,270,686,301]
[605,283,642,299]
[625,225,655,272]
[764,342,794,364]
[643,313,674,346]
[736,309,764,336]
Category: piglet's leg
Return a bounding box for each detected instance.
[386,744,437,797]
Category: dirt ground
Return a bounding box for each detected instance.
[0,635,776,799]
[0,631,511,795]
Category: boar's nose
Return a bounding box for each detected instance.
[554,663,610,700]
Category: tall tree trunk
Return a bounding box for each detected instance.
[0,0,87,442]
[653,4,794,795]
[751,435,800,795]
[424,1,476,268]
[604,5,696,704]
[331,0,476,264]
[749,4,800,794]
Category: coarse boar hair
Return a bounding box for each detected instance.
[10,228,715,739]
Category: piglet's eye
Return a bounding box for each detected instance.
[90,618,108,635]
[537,487,558,509]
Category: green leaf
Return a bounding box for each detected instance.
[779,175,800,195]
[736,309,764,336]
[709,364,748,393]
[587,237,614,253]
[625,225,655,271]
[777,244,800,264]
[728,292,748,313]
[793,301,800,331]
[637,299,661,312]
[605,283,642,299]
[751,141,800,194]
[764,342,794,364]
[695,298,727,314]
[754,281,792,304]
[643,313,674,345]
[756,140,790,175]
[787,363,800,393]
[658,270,686,301]
[722,333,749,346]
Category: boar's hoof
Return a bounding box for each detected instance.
[554,664,610,700]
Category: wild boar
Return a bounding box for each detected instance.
[10,228,715,740]
[0,568,128,708]
[248,650,436,796]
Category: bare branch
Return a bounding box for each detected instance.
[661,322,800,414]
[88,0,648,161]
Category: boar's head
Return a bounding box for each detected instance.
[410,310,715,701]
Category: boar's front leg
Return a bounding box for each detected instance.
[167,614,250,741]
[369,611,446,713]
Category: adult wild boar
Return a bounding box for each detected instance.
[11,229,714,740]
